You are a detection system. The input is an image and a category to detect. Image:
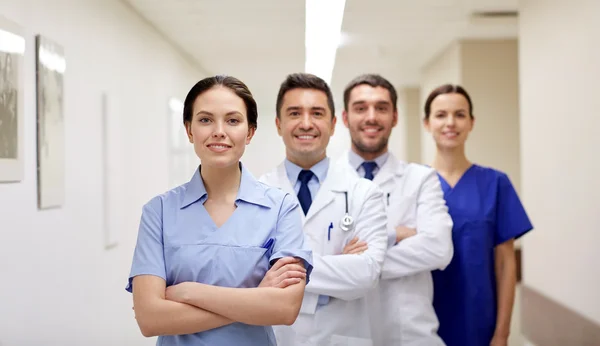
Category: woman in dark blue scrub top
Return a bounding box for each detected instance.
[423,84,533,346]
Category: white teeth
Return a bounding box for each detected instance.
[298,135,315,139]
[210,145,228,149]
[364,128,379,133]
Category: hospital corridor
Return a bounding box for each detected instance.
[0,0,598,345]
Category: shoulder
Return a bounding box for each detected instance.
[471,164,513,186]
[404,162,438,180]
[255,179,295,210]
[396,162,440,192]
[141,183,188,214]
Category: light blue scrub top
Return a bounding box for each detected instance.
[126,162,314,346]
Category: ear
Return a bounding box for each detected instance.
[330,115,337,136]
[246,126,256,145]
[392,110,398,127]
[342,110,350,128]
[423,117,431,132]
[185,121,193,143]
[275,116,283,136]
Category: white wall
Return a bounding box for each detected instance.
[242,106,287,177]
[0,0,204,344]
[388,87,408,162]
[419,39,522,195]
[461,40,521,192]
[519,0,600,324]
[420,42,461,165]
[403,87,421,164]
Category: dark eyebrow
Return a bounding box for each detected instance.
[195,110,243,116]
[285,106,302,113]
[351,100,392,107]
[351,100,367,107]
[285,106,327,113]
[195,110,213,116]
[225,111,243,116]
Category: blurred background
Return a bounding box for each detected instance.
[0,0,598,345]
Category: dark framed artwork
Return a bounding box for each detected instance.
[35,35,65,209]
[0,16,25,183]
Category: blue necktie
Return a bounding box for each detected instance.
[361,161,378,180]
[297,170,314,215]
[298,169,327,306]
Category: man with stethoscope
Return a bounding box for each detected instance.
[338,74,454,346]
[260,73,388,346]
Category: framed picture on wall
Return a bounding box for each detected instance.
[0,16,26,183]
[35,34,66,209]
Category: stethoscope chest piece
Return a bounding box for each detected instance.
[340,213,354,232]
[339,191,354,232]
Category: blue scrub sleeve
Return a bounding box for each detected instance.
[270,194,314,283]
[125,197,167,293]
[494,173,534,246]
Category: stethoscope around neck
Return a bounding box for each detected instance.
[339,191,355,232]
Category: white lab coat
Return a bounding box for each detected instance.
[337,152,454,346]
[259,160,388,346]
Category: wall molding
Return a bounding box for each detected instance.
[521,285,600,346]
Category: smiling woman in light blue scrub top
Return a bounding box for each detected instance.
[126,75,313,346]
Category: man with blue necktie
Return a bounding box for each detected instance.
[338,74,454,346]
[260,73,388,346]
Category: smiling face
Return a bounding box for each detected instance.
[343,84,397,158]
[276,88,336,168]
[185,86,255,168]
[424,92,474,151]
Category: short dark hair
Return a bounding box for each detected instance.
[275,73,335,118]
[423,84,474,120]
[183,75,258,129]
[343,74,398,111]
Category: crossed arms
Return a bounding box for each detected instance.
[132,257,307,337]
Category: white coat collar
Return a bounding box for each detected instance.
[275,159,348,224]
[339,150,406,185]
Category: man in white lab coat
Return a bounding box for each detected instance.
[338,74,454,346]
[260,73,389,346]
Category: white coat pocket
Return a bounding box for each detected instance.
[165,243,270,288]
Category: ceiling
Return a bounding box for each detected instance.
[122,0,518,115]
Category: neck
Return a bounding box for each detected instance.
[201,162,241,202]
[287,151,326,170]
[432,145,471,174]
[351,144,387,162]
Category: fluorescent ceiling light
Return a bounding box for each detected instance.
[305,0,346,85]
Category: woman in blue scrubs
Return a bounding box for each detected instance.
[423,84,533,346]
[126,75,313,346]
